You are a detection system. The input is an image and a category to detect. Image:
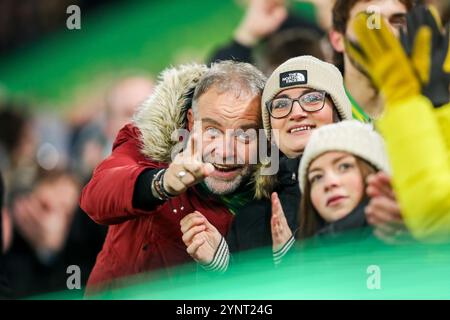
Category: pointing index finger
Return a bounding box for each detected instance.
[185,130,202,162]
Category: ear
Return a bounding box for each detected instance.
[187,108,194,131]
[329,30,345,53]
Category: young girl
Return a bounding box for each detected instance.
[272,121,391,263]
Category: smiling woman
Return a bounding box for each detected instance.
[267,87,335,158]
[261,55,352,159]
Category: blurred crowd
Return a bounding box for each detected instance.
[0,73,154,297]
[0,0,123,54]
[1,0,450,298]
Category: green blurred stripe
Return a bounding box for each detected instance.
[0,0,243,108]
[36,233,450,300]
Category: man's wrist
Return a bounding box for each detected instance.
[151,169,176,200]
[201,236,229,273]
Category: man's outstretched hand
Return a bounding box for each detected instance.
[164,132,214,196]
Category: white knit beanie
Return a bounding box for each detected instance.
[262,55,353,139]
[298,121,391,193]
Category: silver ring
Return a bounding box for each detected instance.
[177,170,187,179]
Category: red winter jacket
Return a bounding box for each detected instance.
[80,124,234,291]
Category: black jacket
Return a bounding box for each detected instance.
[273,198,373,268]
[227,156,301,255]
[3,175,107,299]
[315,198,371,238]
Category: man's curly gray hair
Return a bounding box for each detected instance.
[191,60,267,118]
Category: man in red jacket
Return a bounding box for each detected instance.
[80,61,267,293]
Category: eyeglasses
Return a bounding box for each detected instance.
[266,90,327,119]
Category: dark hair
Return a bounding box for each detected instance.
[0,107,30,154]
[297,155,377,240]
[332,0,415,34]
[256,28,326,75]
[35,168,80,190]
[331,0,416,68]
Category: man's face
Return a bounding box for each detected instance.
[190,87,261,195]
[331,0,408,58]
[106,77,154,140]
[330,0,408,77]
[346,0,408,40]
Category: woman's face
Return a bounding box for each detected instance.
[308,151,365,223]
[270,87,334,158]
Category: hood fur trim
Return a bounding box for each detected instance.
[133,62,276,199]
[133,63,208,163]
[252,164,278,199]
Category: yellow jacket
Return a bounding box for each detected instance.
[377,96,450,242]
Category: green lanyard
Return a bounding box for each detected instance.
[345,88,372,123]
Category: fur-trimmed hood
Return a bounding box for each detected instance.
[133,63,208,163]
[133,63,276,199]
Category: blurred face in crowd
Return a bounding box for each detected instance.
[14,120,38,166]
[347,0,408,38]
[188,87,261,195]
[35,176,80,217]
[105,77,154,140]
[308,152,365,222]
[12,173,80,253]
[331,0,408,60]
[269,87,335,158]
[330,0,408,68]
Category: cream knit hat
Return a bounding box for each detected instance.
[298,121,391,192]
[262,55,352,139]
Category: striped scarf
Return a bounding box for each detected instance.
[345,87,372,123]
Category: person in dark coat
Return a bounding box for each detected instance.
[3,169,81,298]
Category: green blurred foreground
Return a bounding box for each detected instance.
[38,231,450,300]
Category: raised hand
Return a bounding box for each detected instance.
[163,132,214,196]
[345,12,421,105]
[365,172,413,244]
[271,192,292,252]
[235,0,288,46]
[13,178,78,255]
[400,5,450,107]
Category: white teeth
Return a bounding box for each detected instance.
[213,164,240,170]
[290,126,313,133]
